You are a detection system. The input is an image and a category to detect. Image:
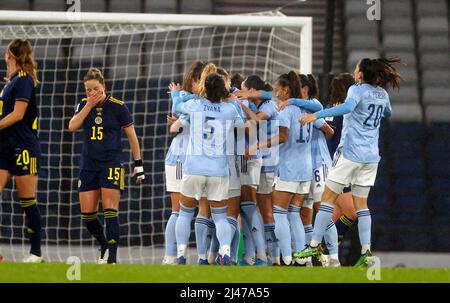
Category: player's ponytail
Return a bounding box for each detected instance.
[277,71,301,98]
[243,75,273,92]
[84,67,105,86]
[7,39,39,86]
[299,74,319,99]
[205,73,229,103]
[182,60,205,93]
[197,63,218,98]
[217,67,230,81]
[358,57,403,90]
[373,57,403,90]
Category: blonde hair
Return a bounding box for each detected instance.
[197,63,217,97]
[7,39,39,86]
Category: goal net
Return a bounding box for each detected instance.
[0,10,310,263]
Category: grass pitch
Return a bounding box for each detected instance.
[1,263,449,283]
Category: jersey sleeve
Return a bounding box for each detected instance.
[75,100,87,114]
[259,103,276,120]
[313,118,325,129]
[13,76,34,102]
[278,108,291,129]
[118,103,134,127]
[346,85,362,105]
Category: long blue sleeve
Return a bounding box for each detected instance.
[248,102,258,112]
[315,98,357,119]
[171,90,187,114]
[259,90,273,100]
[288,98,323,112]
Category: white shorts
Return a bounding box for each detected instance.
[257,172,275,195]
[239,156,262,187]
[228,156,241,198]
[181,174,229,202]
[327,151,378,187]
[165,162,183,193]
[273,176,311,194]
[307,164,328,203]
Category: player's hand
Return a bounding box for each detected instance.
[86,90,103,108]
[235,89,259,100]
[244,144,257,160]
[167,115,178,125]
[300,113,317,125]
[278,100,289,111]
[168,82,182,91]
[132,159,145,185]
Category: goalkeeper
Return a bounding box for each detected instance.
[68,67,144,264]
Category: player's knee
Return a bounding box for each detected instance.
[352,185,371,199]
[325,180,345,197]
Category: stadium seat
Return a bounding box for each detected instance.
[389,85,420,104]
[420,53,450,69]
[391,122,424,141]
[417,0,449,17]
[392,158,425,177]
[418,17,449,35]
[394,178,426,195]
[382,18,413,34]
[423,88,450,105]
[0,0,29,10]
[390,104,423,122]
[398,229,432,251]
[419,35,450,52]
[426,106,450,122]
[422,70,450,87]
[383,34,415,51]
[33,0,66,11]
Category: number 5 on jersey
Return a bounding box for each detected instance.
[91,126,103,140]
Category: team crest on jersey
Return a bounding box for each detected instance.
[95,117,103,125]
[96,107,103,115]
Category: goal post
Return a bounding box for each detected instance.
[0,10,312,263]
[0,10,312,74]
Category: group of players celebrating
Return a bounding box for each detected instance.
[0,38,402,267]
[163,57,402,267]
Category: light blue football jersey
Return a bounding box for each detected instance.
[165,91,195,166]
[257,100,279,172]
[277,105,322,182]
[338,84,391,163]
[178,98,244,177]
[309,99,332,169]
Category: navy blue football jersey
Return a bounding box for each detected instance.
[0,70,40,153]
[75,95,133,171]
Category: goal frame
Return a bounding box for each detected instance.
[0,10,312,74]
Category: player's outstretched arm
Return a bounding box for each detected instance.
[124,124,145,184]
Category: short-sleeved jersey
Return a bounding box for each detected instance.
[257,100,279,172]
[277,105,322,182]
[0,71,40,152]
[339,84,391,163]
[75,95,133,171]
[165,90,194,166]
[309,99,332,169]
[181,98,244,177]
